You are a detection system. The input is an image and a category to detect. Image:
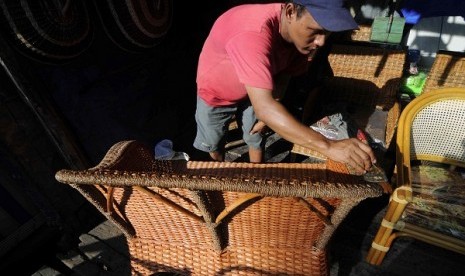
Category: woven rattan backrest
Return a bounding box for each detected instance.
[422,50,465,94]
[327,43,406,108]
[56,140,383,252]
[396,88,465,184]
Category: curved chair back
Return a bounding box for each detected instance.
[396,87,465,185]
[56,140,384,275]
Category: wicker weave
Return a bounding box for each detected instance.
[350,25,372,42]
[422,50,465,94]
[55,140,383,275]
[366,88,465,266]
[292,43,406,160]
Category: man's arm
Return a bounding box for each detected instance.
[249,74,291,135]
[246,85,376,173]
[272,73,292,101]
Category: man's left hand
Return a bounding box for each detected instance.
[250,120,268,135]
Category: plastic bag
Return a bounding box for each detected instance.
[310,113,350,140]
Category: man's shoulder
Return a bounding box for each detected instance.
[217,3,281,33]
[226,2,281,13]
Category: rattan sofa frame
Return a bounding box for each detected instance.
[55,140,384,275]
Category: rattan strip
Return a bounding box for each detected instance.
[56,161,382,199]
[67,184,137,237]
[423,52,465,94]
[291,144,327,160]
[297,197,332,225]
[128,239,329,275]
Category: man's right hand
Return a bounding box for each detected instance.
[324,138,376,174]
[245,84,376,174]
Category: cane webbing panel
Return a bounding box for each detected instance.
[56,140,383,275]
[409,99,465,162]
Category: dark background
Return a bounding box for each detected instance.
[0,1,412,274]
[0,1,233,274]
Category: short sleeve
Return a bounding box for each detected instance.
[226,32,274,90]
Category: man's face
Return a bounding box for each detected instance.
[288,8,330,61]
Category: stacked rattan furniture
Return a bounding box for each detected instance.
[292,43,407,164]
[366,87,465,265]
[55,140,384,275]
[349,25,372,42]
[421,50,465,94]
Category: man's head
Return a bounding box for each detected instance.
[292,0,358,32]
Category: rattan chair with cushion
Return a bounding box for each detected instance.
[55,140,384,275]
[421,50,465,94]
[366,87,465,266]
[292,43,406,166]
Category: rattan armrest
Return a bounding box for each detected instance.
[56,141,383,199]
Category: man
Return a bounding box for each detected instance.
[194,0,376,174]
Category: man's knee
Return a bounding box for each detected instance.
[209,151,224,162]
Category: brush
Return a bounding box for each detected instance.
[356,129,389,183]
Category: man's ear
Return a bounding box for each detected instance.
[283,3,296,20]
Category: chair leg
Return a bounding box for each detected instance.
[366,186,412,265]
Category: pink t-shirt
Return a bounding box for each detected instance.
[196,3,308,107]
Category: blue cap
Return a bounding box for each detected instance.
[294,0,358,32]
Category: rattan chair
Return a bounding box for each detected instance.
[366,87,465,265]
[421,50,465,94]
[343,25,372,42]
[292,43,406,164]
[55,140,384,275]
